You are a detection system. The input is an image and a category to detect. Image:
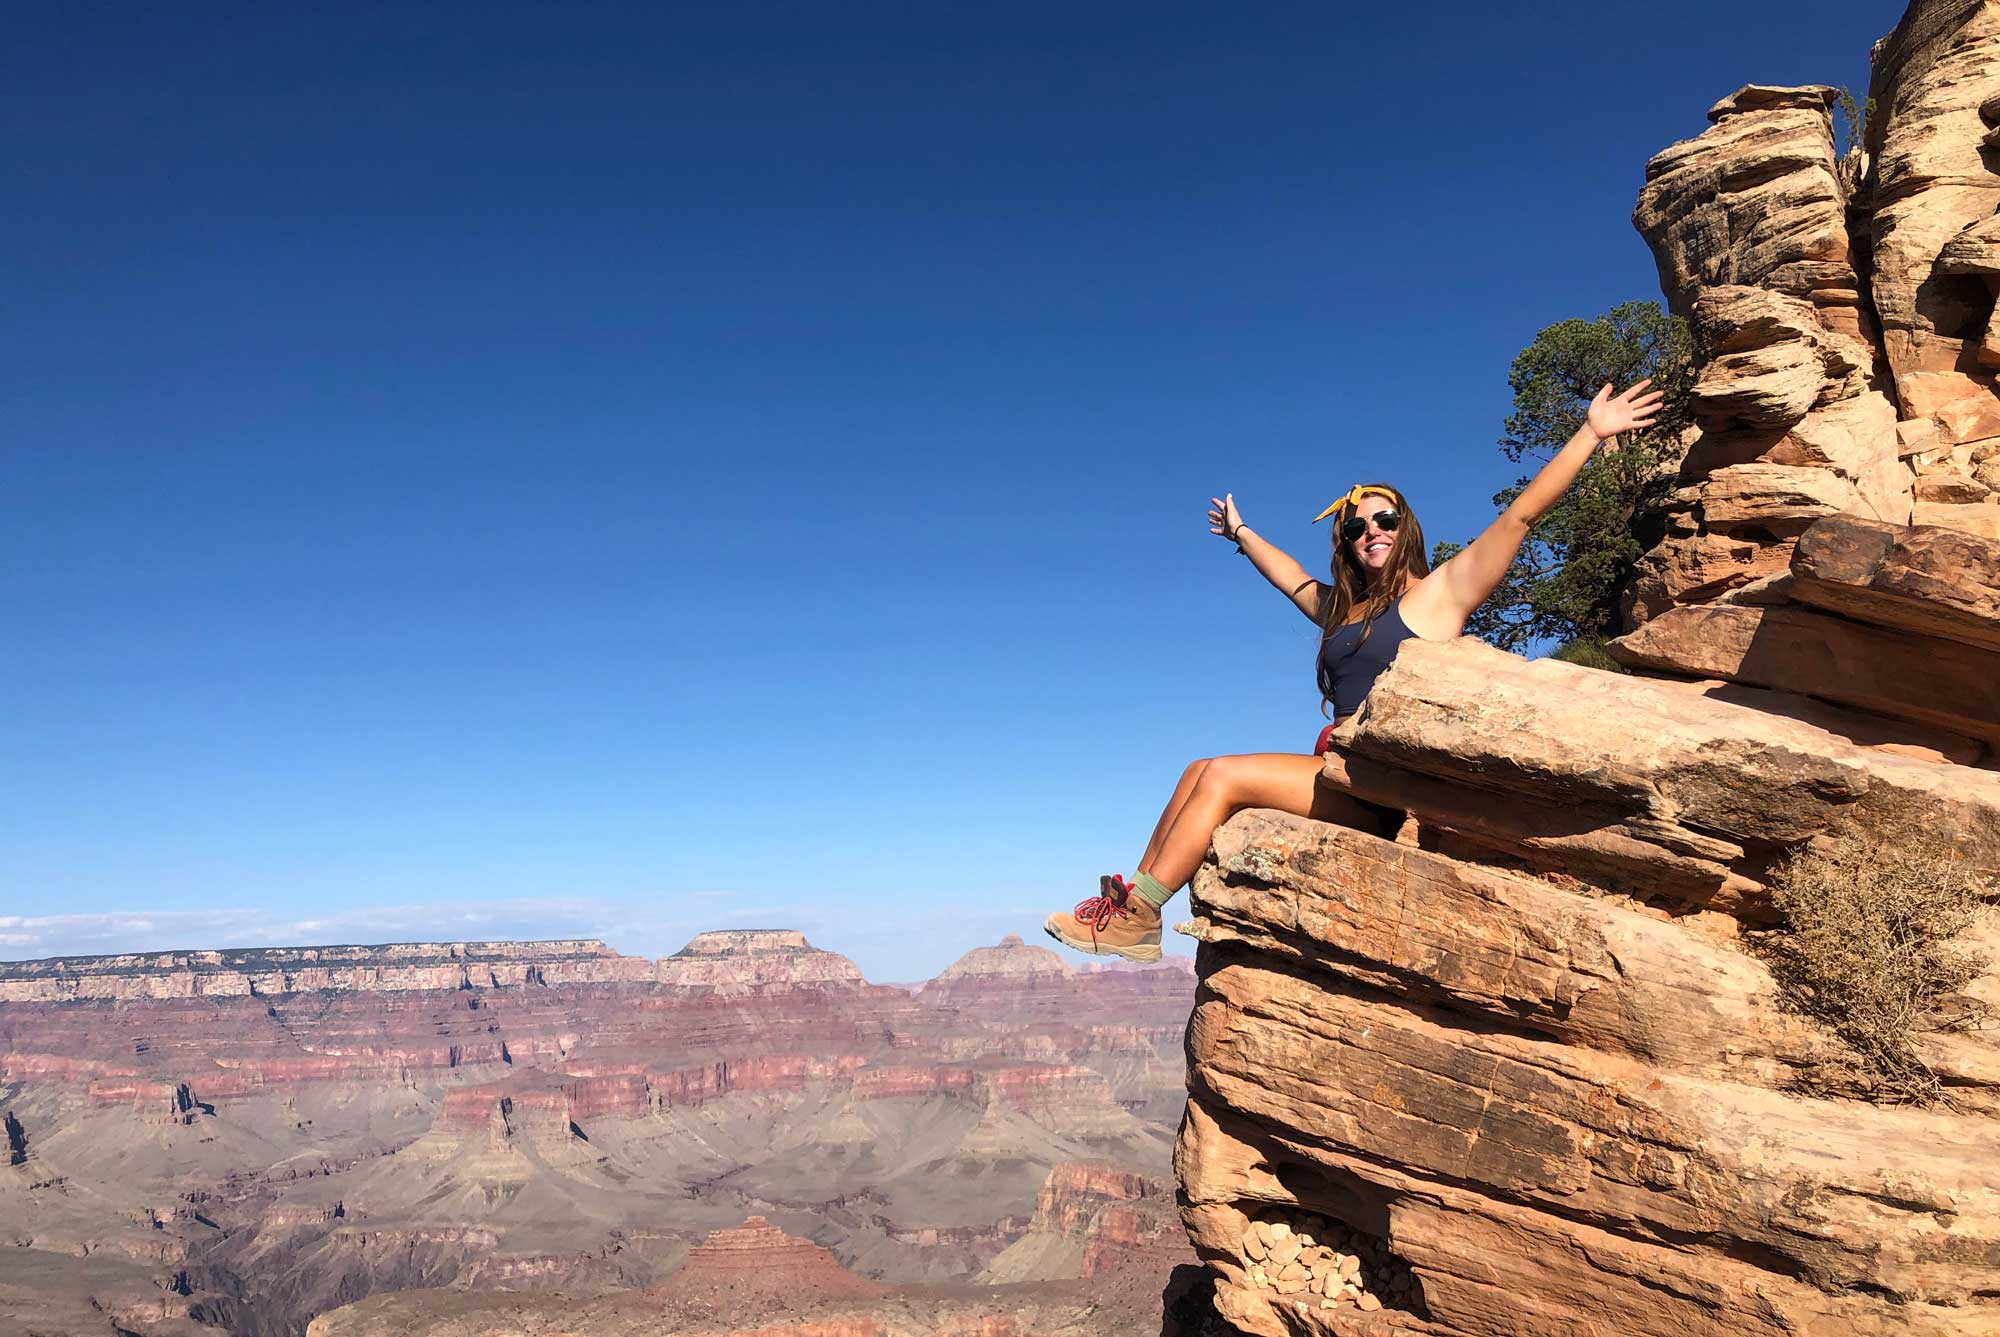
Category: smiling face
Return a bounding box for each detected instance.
[1345,490,1401,575]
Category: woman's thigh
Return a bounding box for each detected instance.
[1208,752,1396,836]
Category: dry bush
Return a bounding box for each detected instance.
[1763,825,1991,1106]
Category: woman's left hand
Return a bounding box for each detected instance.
[1585,378,1665,442]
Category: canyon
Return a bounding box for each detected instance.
[0,932,1194,1337]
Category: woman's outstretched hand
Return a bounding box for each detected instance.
[1585,378,1665,442]
[1208,493,1243,544]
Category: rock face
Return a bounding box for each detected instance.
[669,1215,890,1310]
[930,935,1070,984]
[980,1163,1184,1285]
[0,939,650,1003]
[1173,618,2000,1336]
[656,929,869,989]
[1627,3,2000,627]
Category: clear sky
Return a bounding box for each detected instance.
[2,2,1892,979]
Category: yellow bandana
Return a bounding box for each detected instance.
[1311,484,1372,524]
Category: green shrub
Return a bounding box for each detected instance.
[1548,638,1626,672]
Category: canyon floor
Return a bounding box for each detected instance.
[0,932,1196,1337]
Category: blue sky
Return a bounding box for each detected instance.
[2,2,1888,978]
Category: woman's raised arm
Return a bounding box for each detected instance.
[1413,379,1663,634]
[1210,493,1325,622]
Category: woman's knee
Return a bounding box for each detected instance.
[1194,754,1248,797]
[1181,758,1213,787]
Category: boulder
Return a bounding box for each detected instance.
[1332,638,2000,884]
[1624,529,1795,623]
[1790,513,2000,651]
[1607,601,2000,744]
[1688,287,1869,432]
[1634,85,1854,321]
[1914,497,2000,537]
[1687,461,1865,531]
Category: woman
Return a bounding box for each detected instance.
[1043,379,1663,962]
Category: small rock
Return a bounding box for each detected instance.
[1359,1293,1383,1312]
[1269,1221,1291,1240]
[1241,1228,1267,1262]
[1269,1236,1302,1267]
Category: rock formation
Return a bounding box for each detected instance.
[0,931,1193,1335]
[1627,1,2000,629]
[0,939,651,1003]
[656,930,869,990]
[1174,616,2000,1334]
[980,1163,1183,1284]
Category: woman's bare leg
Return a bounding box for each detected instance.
[1137,752,1392,894]
[1137,759,1211,872]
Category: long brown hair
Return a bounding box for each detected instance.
[1315,483,1429,717]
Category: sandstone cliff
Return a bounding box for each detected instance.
[1628,0,2000,634]
[1175,618,2000,1335]
[1170,15,2000,1331]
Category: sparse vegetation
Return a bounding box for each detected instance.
[1833,85,1874,159]
[1548,637,1626,672]
[1762,825,1991,1106]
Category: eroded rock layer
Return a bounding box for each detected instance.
[1175,606,2000,1334]
[0,933,1193,1336]
[1628,2,2000,629]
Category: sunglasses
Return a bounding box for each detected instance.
[1339,509,1402,542]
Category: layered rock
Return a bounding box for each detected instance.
[1868,0,2000,442]
[981,1162,1184,1285]
[1173,622,2000,1335]
[0,940,649,1003]
[929,935,1069,985]
[671,1215,889,1308]
[1609,512,2000,761]
[0,928,1192,1334]
[1626,4,2000,625]
[656,930,868,990]
[1790,510,2000,646]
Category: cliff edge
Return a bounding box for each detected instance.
[1172,11,2000,1332]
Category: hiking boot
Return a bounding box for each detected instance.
[1043,875,1163,963]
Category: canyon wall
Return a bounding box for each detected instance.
[0,930,1194,1336]
[1171,5,2000,1334]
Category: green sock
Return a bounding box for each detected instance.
[1131,872,1175,908]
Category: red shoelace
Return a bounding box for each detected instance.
[1072,875,1137,932]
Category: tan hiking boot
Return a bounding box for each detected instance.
[1044,875,1163,963]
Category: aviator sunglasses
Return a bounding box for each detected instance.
[1339,508,1402,542]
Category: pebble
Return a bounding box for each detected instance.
[1233,1205,1419,1313]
